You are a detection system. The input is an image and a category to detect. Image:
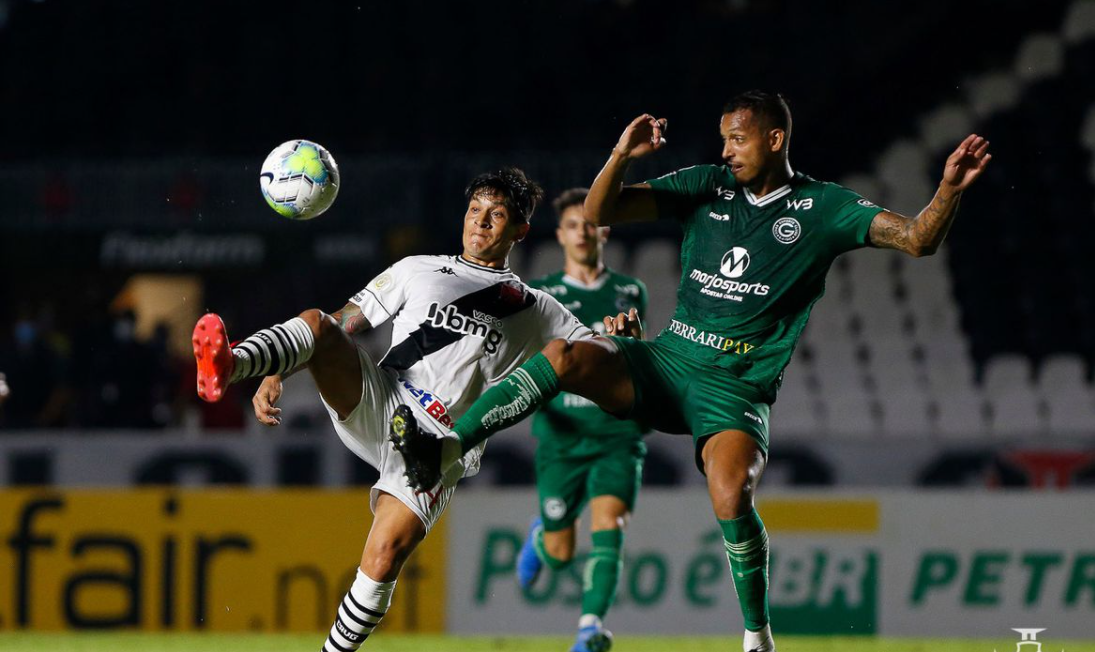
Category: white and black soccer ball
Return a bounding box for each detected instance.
[259,139,340,220]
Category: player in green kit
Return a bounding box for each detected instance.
[391,91,992,652]
[515,188,649,652]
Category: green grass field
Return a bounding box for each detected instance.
[0,634,1091,652]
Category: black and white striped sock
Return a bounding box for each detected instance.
[322,569,395,652]
[230,317,315,383]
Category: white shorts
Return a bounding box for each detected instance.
[321,347,459,533]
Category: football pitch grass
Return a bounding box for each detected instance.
[1,634,1093,652]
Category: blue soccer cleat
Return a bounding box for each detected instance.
[516,517,544,589]
[571,623,613,652]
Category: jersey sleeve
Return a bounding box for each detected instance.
[532,289,596,345]
[349,258,415,327]
[643,164,720,220]
[822,184,887,254]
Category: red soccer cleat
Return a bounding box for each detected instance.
[192,313,234,403]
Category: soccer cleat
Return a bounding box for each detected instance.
[744,624,775,652]
[192,313,233,403]
[388,405,444,490]
[571,625,613,652]
[516,517,544,589]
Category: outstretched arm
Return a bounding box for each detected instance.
[586,114,667,226]
[868,134,992,257]
[253,302,372,426]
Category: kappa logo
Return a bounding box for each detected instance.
[434,267,457,276]
[772,217,802,244]
[787,198,813,211]
[993,628,1065,652]
[715,185,736,201]
[720,247,751,278]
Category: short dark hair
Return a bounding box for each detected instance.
[551,187,589,222]
[723,90,792,139]
[464,166,545,224]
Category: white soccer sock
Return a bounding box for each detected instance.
[230,316,315,383]
[743,623,775,652]
[578,614,602,630]
[323,569,396,652]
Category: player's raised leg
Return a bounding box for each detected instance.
[323,493,426,652]
[702,430,774,652]
[192,307,362,418]
[392,337,634,490]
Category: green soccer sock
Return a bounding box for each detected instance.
[453,352,560,454]
[581,529,623,620]
[533,524,572,570]
[719,508,770,632]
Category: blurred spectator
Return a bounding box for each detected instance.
[0,310,72,428]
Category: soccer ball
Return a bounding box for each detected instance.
[259,139,340,220]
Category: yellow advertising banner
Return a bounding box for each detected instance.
[0,490,446,632]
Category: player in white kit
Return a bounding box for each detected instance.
[191,168,598,652]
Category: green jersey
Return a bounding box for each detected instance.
[645,165,884,404]
[530,268,649,444]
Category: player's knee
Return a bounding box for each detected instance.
[299,309,340,348]
[707,462,756,520]
[361,535,417,581]
[297,308,326,337]
[591,509,629,531]
[542,338,573,376]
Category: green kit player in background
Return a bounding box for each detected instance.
[391,90,992,652]
[515,188,649,652]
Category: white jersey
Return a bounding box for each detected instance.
[351,254,594,434]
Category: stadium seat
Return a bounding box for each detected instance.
[988,388,1046,438]
[982,354,1034,393]
[816,382,880,439]
[838,175,886,204]
[967,72,1021,118]
[879,388,933,439]
[1082,105,1095,146]
[1063,0,1095,43]
[1014,33,1064,81]
[919,103,975,151]
[770,369,819,436]
[1038,354,1095,435]
[932,387,989,439]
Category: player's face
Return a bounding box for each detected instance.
[462,192,530,263]
[556,205,607,267]
[720,110,781,185]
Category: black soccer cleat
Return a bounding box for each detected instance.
[388,405,444,490]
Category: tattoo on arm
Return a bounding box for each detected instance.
[868,186,962,256]
[331,303,370,335]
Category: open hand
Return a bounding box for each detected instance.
[253,375,284,426]
[603,308,643,339]
[942,134,992,191]
[614,114,668,160]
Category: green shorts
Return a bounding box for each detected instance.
[535,437,645,531]
[609,336,771,471]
